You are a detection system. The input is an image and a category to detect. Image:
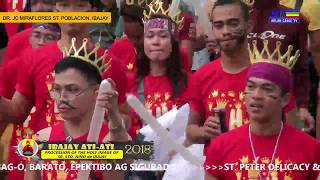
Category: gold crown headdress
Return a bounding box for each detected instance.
[248,40,300,70]
[62,38,112,74]
[143,0,184,29]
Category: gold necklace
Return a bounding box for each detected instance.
[248,122,283,180]
[64,123,73,143]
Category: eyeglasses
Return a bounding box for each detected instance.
[50,84,96,100]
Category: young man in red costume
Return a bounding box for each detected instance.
[186,0,251,153]
[0,0,128,179]
[25,49,130,180]
[204,39,320,180]
[186,0,299,154]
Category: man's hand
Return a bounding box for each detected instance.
[201,115,222,141]
[299,107,315,133]
[97,79,120,119]
[187,110,221,144]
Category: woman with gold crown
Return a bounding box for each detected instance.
[126,0,191,179]
[108,0,193,83]
[127,0,190,139]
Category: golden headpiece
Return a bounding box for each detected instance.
[62,38,111,74]
[143,0,184,29]
[248,40,300,70]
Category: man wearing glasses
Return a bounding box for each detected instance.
[25,55,130,180]
[0,0,128,179]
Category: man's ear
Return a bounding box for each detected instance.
[281,92,291,108]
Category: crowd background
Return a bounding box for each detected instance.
[0,0,319,179]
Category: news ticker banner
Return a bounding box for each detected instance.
[17,138,154,161]
[12,137,320,174]
[1,162,319,172]
[0,162,173,172]
[0,12,111,23]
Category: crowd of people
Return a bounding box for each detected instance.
[0,0,319,179]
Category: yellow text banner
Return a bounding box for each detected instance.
[0,12,111,23]
[41,150,123,160]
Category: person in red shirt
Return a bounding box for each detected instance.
[186,0,251,154]
[29,23,61,48]
[109,0,192,81]
[0,23,60,149]
[248,0,314,132]
[204,40,320,180]
[126,1,190,179]
[109,36,191,80]
[186,0,298,155]
[0,23,61,136]
[127,0,190,140]
[0,0,128,179]
[24,55,130,180]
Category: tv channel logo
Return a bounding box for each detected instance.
[269,10,300,24]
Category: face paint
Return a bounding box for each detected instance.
[230,26,247,43]
[244,89,279,100]
[267,95,278,100]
